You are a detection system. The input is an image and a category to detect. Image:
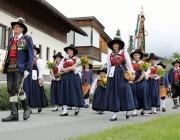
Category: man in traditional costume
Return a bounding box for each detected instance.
[2,17,34,122]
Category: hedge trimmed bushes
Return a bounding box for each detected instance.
[0,87,93,111]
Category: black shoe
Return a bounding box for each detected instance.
[38,108,42,113]
[110,117,117,121]
[60,113,68,116]
[141,112,145,115]
[156,108,160,111]
[154,112,157,114]
[52,108,58,112]
[148,112,153,114]
[84,104,90,108]
[162,108,166,112]
[126,115,130,119]
[75,109,80,115]
[2,102,19,122]
[67,107,72,110]
[131,114,137,117]
[99,111,104,115]
[21,99,30,120]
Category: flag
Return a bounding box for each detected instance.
[135,6,146,52]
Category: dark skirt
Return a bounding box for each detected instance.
[92,86,106,111]
[147,79,160,107]
[130,71,151,110]
[50,80,61,105]
[23,73,48,107]
[104,66,135,112]
[58,71,84,107]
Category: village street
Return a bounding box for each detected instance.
[0,98,180,140]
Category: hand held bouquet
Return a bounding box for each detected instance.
[73,56,89,68]
[155,66,165,77]
[100,77,107,88]
[46,62,56,76]
[140,61,151,72]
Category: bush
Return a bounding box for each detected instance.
[0,87,52,111]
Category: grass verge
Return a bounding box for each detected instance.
[69,113,180,140]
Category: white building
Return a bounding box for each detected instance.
[0,0,87,77]
[67,16,112,72]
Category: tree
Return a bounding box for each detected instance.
[116,29,121,39]
[127,35,134,55]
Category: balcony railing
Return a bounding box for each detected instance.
[75,46,101,62]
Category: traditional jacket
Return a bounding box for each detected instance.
[168,67,180,85]
[3,35,34,73]
[82,69,93,85]
[158,73,169,88]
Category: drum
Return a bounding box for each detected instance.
[124,71,133,81]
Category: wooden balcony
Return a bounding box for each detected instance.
[75,46,101,62]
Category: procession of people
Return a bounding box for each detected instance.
[1,17,178,122]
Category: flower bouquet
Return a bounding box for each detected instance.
[140,61,151,72]
[156,67,165,77]
[100,77,107,88]
[73,56,89,68]
[46,62,56,77]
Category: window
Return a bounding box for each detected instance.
[46,47,50,61]
[0,24,6,49]
[39,45,42,58]
[53,50,56,62]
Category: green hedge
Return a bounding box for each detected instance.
[0,87,93,111]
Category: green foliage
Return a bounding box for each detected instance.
[0,87,52,110]
[116,29,121,37]
[69,113,180,140]
[127,35,134,55]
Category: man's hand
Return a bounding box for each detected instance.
[24,70,29,78]
[129,81,133,84]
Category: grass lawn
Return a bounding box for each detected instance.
[69,113,180,140]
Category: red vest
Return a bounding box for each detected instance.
[150,66,157,75]
[174,70,179,81]
[9,39,17,58]
[158,78,163,83]
[132,63,141,71]
[110,51,126,66]
[63,58,76,68]
[97,79,101,86]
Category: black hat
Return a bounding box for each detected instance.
[11,17,28,34]
[64,44,78,56]
[157,61,166,69]
[97,68,107,75]
[172,59,180,66]
[143,52,149,57]
[83,63,93,69]
[146,53,158,61]
[108,37,125,50]
[53,52,64,59]
[33,45,40,55]
[130,49,144,60]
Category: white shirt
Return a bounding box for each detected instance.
[35,58,43,79]
[14,33,23,40]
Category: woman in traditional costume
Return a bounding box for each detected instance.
[104,37,135,121]
[58,44,84,116]
[50,52,64,111]
[129,49,151,116]
[23,45,48,113]
[146,53,160,114]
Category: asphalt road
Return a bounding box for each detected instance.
[0,98,180,140]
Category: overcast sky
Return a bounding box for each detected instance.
[46,0,180,58]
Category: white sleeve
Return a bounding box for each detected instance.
[90,78,98,93]
[107,54,111,76]
[144,68,150,80]
[74,58,82,74]
[155,75,160,80]
[58,58,65,72]
[36,59,43,79]
[124,50,135,73]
